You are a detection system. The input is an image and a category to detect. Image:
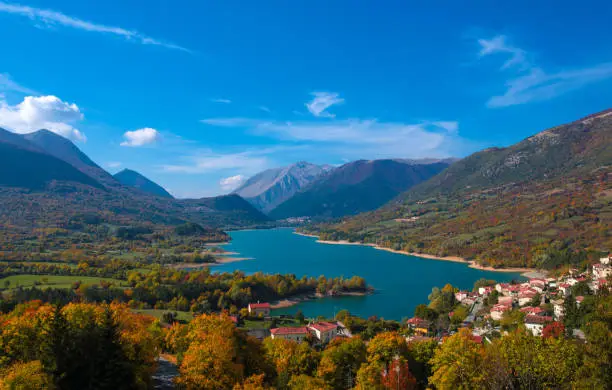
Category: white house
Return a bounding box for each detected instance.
[308,322,338,344]
[518,288,539,306]
[552,299,565,320]
[600,256,610,265]
[455,291,469,302]
[525,315,553,336]
[478,286,494,296]
[558,283,571,296]
[593,263,611,279]
[490,304,511,321]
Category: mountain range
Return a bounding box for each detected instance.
[268,159,453,219]
[0,128,269,230]
[233,162,332,212]
[306,109,612,269]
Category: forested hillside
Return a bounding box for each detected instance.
[0,129,270,238]
[306,110,612,269]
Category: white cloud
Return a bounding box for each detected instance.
[305,92,344,118]
[488,64,612,108]
[0,95,86,141]
[219,174,246,192]
[107,161,122,168]
[478,34,612,107]
[120,127,160,147]
[478,35,528,70]
[160,149,269,174]
[0,1,191,53]
[211,98,232,104]
[259,106,271,113]
[0,73,38,94]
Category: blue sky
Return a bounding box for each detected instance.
[1,0,611,198]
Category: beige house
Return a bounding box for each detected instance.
[270,327,309,342]
[248,302,271,316]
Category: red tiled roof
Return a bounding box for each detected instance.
[407,317,430,327]
[270,327,309,335]
[575,296,585,302]
[309,322,338,332]
[520,306,544,314]
[491,304,511,312]
[472,335,483,344]
[525,315,553,324]
[249,303,271,309]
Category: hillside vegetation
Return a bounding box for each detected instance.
[306,110,612,269]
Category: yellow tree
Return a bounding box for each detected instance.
[0,361,54,390]
[429,328,485,389]
[177,332,244,389]
[176,313,246,389]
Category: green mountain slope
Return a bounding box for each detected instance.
[0,141,103,190]
[306,109,612,269]
[114,169,173,199]
[269,159,452,219]
[23,129,119,187]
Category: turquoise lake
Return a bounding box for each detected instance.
[214,228,524,320]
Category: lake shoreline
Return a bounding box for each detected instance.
[294,232,535,276]
[271,290,370,309]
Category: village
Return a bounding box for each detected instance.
[242,256,611,346]
[405,255,611,342]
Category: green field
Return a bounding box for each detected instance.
[132,309,193,322]
[0,274,126,290]
[242,318,303,329]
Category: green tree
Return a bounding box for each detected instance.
[574,320,611,387]
[317,337,366,390]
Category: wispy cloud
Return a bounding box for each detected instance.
[160,149,270,174]
[259,105,271,113]
[0,1,192,53]
[200,117,468,159]
[121,127,160,147]
[200,117,263,127]
[106,161,122,168]
[0,73,38,94]
[478,34,612,107]
[0,94,86,141]
[211,98,232,104]
[478,35,528,70]
[488,64,612,108]
[305,92,344,118]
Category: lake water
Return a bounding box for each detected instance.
[214,228,524,320]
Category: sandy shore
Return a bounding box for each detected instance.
[168,256,252,269]
[271,298,309,309]
[297,232,536,276]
